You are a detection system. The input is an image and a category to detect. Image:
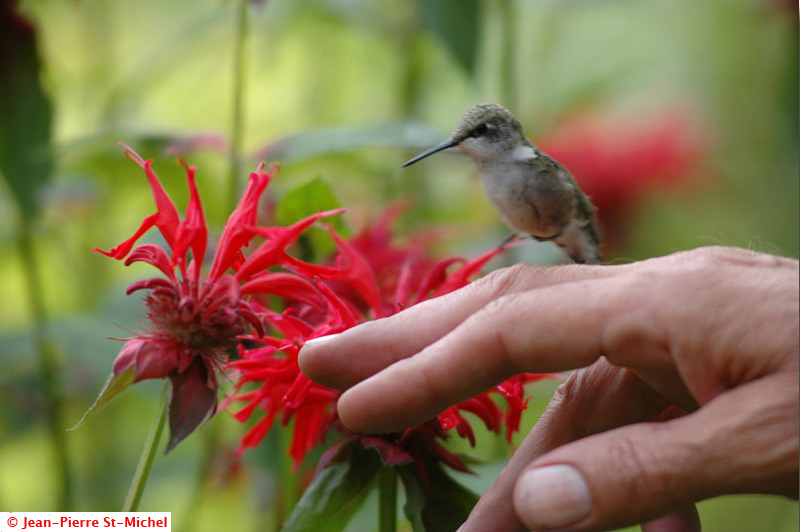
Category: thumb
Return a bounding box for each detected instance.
[512,373,799,531]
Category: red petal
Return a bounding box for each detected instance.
[359,436,413,466]
[124,244,176,281]
[125,277,176,296]
[134,339,180,382]
[315,280,362,329]
[94,213,159,260]
[112,338,144,376]
[208,166,272,281]
[413,258,462,304]
[283,226,382,315]
[171,158,208,283]
[240,272,326,311]
[234,208,346,283]
[120,143,181,250]
[166,359,217,452]
[433,246,506,297]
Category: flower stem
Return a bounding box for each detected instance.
[122,382,169,511]
[227,0,249,212]
[18,220,73,510]
[278,420,299,521]
[378,466,397,532]
[499,0,517,110]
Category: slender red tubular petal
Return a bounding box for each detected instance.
[94,213,159,260]
[125,277,177,296]
[281,225,382,315]
[413,257,462,304]
[238,408,280,450]
[119,144,181,249]
[172,159,208,283]
[263,309,315,340]
[125,243,177,280]
[314,280,361,329]
[457,395,502,433]
[430,440,472,473]
[394,259,415,309]
[433,246,506,297]
[234,208,346,282]
[209,169,272,281]
[240,272,326,311]
[238,300,267,337]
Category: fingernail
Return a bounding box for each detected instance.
[515,465,592,529]
[302,333,340,348]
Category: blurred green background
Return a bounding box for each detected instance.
[1,1,797,531]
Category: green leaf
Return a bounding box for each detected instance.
[280,440,382,532]
[398,465,426,532]
[68,366,136,431]
[398,458,479,532]
[274,176,346,260]
[0,2,54,220]
[419,2,481,76]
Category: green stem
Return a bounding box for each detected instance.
[122,382,169,512]
[227,0,249,211]
[18,220,73,511]
[378,466,397,532]
[178,417,219,530]
[499,0,517,110]
[278,420,299,522]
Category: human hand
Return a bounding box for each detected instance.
[299,246,799,531]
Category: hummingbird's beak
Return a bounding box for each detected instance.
[402,139,459,167]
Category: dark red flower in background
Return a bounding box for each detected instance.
[95,144,341,450]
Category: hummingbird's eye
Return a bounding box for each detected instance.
[473,123,489,137]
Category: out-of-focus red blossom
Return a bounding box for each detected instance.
[95,143,342,451]
[538,109,708,249]
[228,207,553,474]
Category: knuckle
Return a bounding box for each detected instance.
[679,245,766,269]
[480,263,537,298]
[606,430,670,499]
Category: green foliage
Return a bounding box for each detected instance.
[0,2,53,220]
[399,459,479,532]
[69,367,136,431]
[419,1,481,76]
[281,441,382,532]
[274,176,346,259]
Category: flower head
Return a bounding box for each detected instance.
[96,144,341,450]
[228,208,552,475]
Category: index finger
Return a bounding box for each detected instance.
[299,262,620,389]
[336,272,669,434]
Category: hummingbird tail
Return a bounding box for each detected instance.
[557,223,602,265]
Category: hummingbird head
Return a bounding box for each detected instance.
[402,103,527,167]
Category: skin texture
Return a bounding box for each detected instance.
[299,246,799,531]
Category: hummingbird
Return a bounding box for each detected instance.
[403,103,601,264]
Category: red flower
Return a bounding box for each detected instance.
[228,210,553,474]
[96,144,342,450]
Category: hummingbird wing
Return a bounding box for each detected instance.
[546,156,602,262]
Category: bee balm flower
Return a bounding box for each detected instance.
[95,144,341,450]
